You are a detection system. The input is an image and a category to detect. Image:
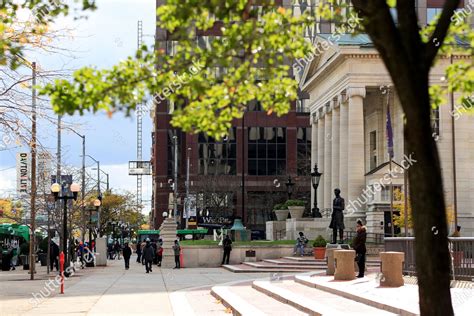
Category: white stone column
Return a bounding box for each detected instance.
[310,113,318,209]
[331,99,340,192]
[347,87,366,213]
[317,113,325,209]
[339,94,349,202]
[324,106,332,209]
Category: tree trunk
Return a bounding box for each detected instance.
[397,77,453,316]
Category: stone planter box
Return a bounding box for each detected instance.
[274,209,289,221]
[288,206,305,219]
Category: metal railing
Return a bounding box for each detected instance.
[329,230,385,245]
[385,237,474,280]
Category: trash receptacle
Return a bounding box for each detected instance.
[38,253,47,266]
[20,255,29,270]
[1,249,12,271]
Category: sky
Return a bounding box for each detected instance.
[0,0,156,213]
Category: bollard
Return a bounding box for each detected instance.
[326,248,337,275]
[334,249,356,280]
[59,252,64,294]
[379,251,405,287]
[180,248,184,268]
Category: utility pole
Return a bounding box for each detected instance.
[136,20,144,213]
[29,62,37,280]
[185,147,191,228]
[173,134,178,225]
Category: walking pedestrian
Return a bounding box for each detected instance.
[221,235,232,265]
[151,239,157,264]
[142,238,154,273]
[49,241,59,271]
[141,239,147,265]
[156,245,163,267]
[172,240,181,269]
[136,241,142,263]
[353,219,367,278]
[114,241,121,260]
[123,242,132,270]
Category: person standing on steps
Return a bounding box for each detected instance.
[172,240,181,269]
[142,238,154,273]
[221,235,232,265]
[353,219,367,278]
[123,242,132,270]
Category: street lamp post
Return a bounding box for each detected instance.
[86,155,101,236]
[310,164,323,218]
[285,176,295,200]
[51,182,80,276]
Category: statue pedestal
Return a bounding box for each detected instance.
[285,218,331,240]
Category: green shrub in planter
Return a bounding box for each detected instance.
[273,203,288,210]
[285,199,305,207]
[313,235,328,248]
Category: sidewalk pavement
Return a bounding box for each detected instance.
[0,255,271,315]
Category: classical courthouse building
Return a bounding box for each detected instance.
[300,33,474,236]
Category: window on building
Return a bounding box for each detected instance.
[431,106,440,137]
[297,127,312,175]
[427,8,443,24]
[369,130,377,170]
[248,100,263,111]
[167,130,181,177]
[198,128,237,175]
[381,185,403,202]
[248,127,286,175]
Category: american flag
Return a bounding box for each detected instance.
[386,104,394,159]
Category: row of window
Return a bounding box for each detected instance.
[168,127,312,177]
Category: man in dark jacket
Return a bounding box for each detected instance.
[142,239,154,273]
[49,241,59,271]
[353,219,367,278]
[122,242,132,270]
[221,235,232,265]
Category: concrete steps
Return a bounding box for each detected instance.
[222,256,381,273]
[211,280,307,316]
[252,279,396,315]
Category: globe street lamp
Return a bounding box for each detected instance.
[51,182,80,275]
[285,176,295,200]
[311,164,323,218]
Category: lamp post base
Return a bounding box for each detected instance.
[312,208,322,218]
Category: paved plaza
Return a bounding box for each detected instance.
[1,255,473,315]
[0,256,269,315]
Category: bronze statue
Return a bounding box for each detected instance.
[329,188,345,244]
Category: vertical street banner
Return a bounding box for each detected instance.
[16,152,30,195]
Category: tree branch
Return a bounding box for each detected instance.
[425,0,462,64]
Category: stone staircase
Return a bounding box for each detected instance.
[222,256,381,273]
[207,274,399,315]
